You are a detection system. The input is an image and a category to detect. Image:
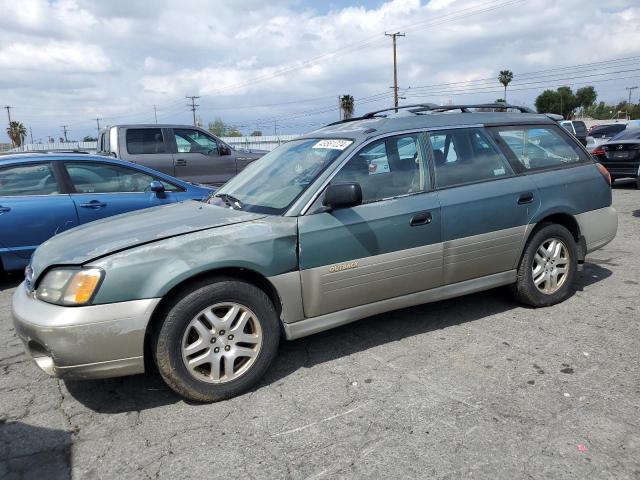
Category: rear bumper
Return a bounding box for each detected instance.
[11,283,160,380]
[575,206,618,254]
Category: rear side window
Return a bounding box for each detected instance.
[0,163,59,196]
[590,124,626,138]
[126,128,166,154]
[494,126,588,171]
[428,128,513,188]
[573,121,587,135]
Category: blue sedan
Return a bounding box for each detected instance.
[0,153,214,272]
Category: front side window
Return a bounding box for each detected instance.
[126,128,166,154]
[65,162,179,193]
[0,163,59,196]
[209,138,350,214]
[494,125,587,171]
[173,129,219,154]
[429,128,513,188]
[330,134,426,203]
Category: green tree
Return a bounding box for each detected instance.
[83,135,97,142]
[535,86,580,118]
[208,119,226,137]
[575,86,597,114]
[498,70,513,102]
[250,130,262,137]
[6,121,27,147]
[226,127,242,137]
[340,94,355,120]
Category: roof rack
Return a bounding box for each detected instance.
[326,103,536,126]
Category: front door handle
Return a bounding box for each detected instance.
[410,212,432,226]
[517,192,534,204]
[0,205,10,213]
[175,159,187,166]
[79,201,107,209]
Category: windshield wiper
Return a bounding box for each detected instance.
[215,193,244,210]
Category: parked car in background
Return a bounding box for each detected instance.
[559,120,588,146]
[0,153,213,273]
[591,128,640,188]
[97,125,266,186]
[585,123,627,152]
[12,103,617,402]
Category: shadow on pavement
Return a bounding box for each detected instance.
[0,271,21,292]
[0,421,71,479]
[64,262,611,412]
[612,179,638,190]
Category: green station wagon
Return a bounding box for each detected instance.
[12,104,618,401]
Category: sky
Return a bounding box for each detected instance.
[1,0,639,143]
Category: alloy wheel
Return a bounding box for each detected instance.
[532,237,570,295]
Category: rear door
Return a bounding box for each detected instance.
[297,133,442,317]
[121,128,175,176]
[169,128,237,185]
[428,127,540,285]
[63,161,178,224]
[0,162,77,265]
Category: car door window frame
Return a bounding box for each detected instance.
[487,123,593,175]
[61,161,184,194]
[424,126,517,190]
[0,161,67,197]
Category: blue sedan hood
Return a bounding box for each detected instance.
[30,201,264,282]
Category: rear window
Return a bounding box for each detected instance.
[126,128,166,155]
[572,121,587,135]
[494,125,589,171]
[590,124,626,138]
[609,128,640,141]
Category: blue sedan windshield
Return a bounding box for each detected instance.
[209,138,351,214]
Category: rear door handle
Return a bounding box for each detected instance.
[410,212,432,226]
[517,192,534,204]
[175,159,187,166]
[79,201,107,209]
[0,205,10,213]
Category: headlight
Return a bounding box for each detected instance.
[36,268,103,306]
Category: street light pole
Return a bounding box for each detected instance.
[625,86,638,120]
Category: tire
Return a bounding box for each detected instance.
[153,278,280,402]
[510,223,578,307]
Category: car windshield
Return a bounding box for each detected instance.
[609,128,640,141]
[208,138,352,214]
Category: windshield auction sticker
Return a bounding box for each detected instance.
[312,139,353,150]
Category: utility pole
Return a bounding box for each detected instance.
[186,96,200,126]
[274,120,278,136]
[625,86,638,120]
[4,106,13,147]
[61,125,69,142]
[29,127,34,145]
[153,105,158,124]
[338,95,342,121]
[385,32,405,112]
[95,117,101,136]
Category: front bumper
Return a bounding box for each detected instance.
[11,283,160,380]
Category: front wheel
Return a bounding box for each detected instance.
[153,279,280,402]
[511,223,578,307]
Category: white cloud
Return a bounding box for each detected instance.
[0,0,639,142]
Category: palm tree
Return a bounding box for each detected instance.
[6,121,27,147]
[340,95,355,120]
[498,70,514,102]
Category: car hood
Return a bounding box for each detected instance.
[30,201,265,282]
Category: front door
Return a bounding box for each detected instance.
[121,127,175,176]
[0,162,77,267]
[63,161,177,224]
[298,133,443,318]
[170,128,237,185]
[427,127,540,285]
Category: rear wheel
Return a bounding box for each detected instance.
[511,223,578,307]
[153,279,280,402]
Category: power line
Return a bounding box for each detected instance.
[186,96,200,126]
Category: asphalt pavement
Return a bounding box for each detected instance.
[1,183,639,479]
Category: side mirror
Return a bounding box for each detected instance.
[219,144,232,156]
[322,183,362,210]
[149,180,166,198]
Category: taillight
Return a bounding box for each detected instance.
[591,148,606,156]
[596,163,611,185]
